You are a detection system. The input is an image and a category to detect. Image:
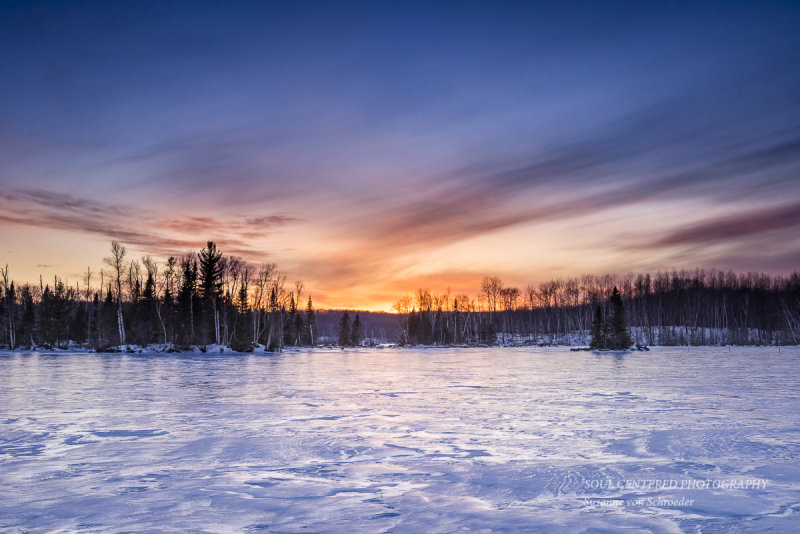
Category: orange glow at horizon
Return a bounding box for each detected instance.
[4,192,799,312]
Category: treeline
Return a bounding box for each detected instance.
[0,241,318,351]
[392,270,800,346]
[3,249,800,350]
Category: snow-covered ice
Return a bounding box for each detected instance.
[1,347,799,532]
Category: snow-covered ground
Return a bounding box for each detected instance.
[1,347,799,532]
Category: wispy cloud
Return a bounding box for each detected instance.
[1,188,297,260]
[649,202,800,248]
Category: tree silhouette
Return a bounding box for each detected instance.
[351,314,364,346]
[338,311,351,347]
[608,287,632,349]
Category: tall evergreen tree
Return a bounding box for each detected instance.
[266,285,283,351]
[231,279,253,352]
[90,292,101,348]
[293,311,304,346]
[40,279,70,348]
[284,293,297,346]
[100,287,118,348]
[589,305,606,349]
[20,285,35,348]
[609,287,632,349]
[137,270,157,345]
[198,241,224,344]
[350,314,364,346]
[301,297,316,346]
[69,295,87,347]
[408,308,420,344]
[4,281,17,349]
[338,311,351,347]
[177,258,198,345]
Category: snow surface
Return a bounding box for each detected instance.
[1,347,799,532]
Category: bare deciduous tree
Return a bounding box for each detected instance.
[103,241,127,345]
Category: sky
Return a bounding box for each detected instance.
[1,1,800,310]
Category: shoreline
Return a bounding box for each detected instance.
[1,343,797,355]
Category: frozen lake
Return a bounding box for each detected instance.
[1,347,799,532]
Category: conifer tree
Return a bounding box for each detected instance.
[198,241,223,344]
[90,292,101,348]
[139,270,156,345]
[589,305,606,349]
[231,279,253,352]
[40,279,69,348]
[4,281,17,349]
[408,308,419,344]
[177,258,198,345]
[351,314,364,346]
[69,292,87,347]
[609,287,633,349]
[266,285,283,351]
[20,285,35,348]
[301,297,316,346]
[338,311,351,347]
[284,293,297,346]
[100,287,118,347]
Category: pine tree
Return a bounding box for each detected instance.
[90,292,101,348]
[177,258,198,345]
[351,314,364,346]
[69,296,87,348]
[284,293,297,346]
[138,270,156,345]
[198,241,223,345]
[408,308,419,344]
[40,279,69,348]
[4,281,17,349]
[589,305,606,349]
[20,285,35,348]
[231,280,253,352]
[266,285,282,351]
[301,297,316,346]
[338,311,351,347]
[100,287,118,348]
[609,287,633,349]
[418,309,433,344]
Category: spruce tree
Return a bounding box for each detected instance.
[177,259,198,345]
[90,292,101,348]
[408,308,419,344]
[351,314,364,346]
[21,285,35,348]
[266,285,282,351]
[284,293,297,346]
[301,297,316,346]
[4,282,16,349]
[609,287,632,349]
[41,279,69,348]
[231,281,253,352]
[589,305,606,349]
[139,271,156,345]
[100,287,118,348]
[69,296,87,348]
[338,311,351,347]
[198,241,223,344]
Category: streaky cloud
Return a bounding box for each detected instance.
[650,202,800,248]
[1,187,294,260]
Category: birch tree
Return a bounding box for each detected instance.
[103,241,127,345]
